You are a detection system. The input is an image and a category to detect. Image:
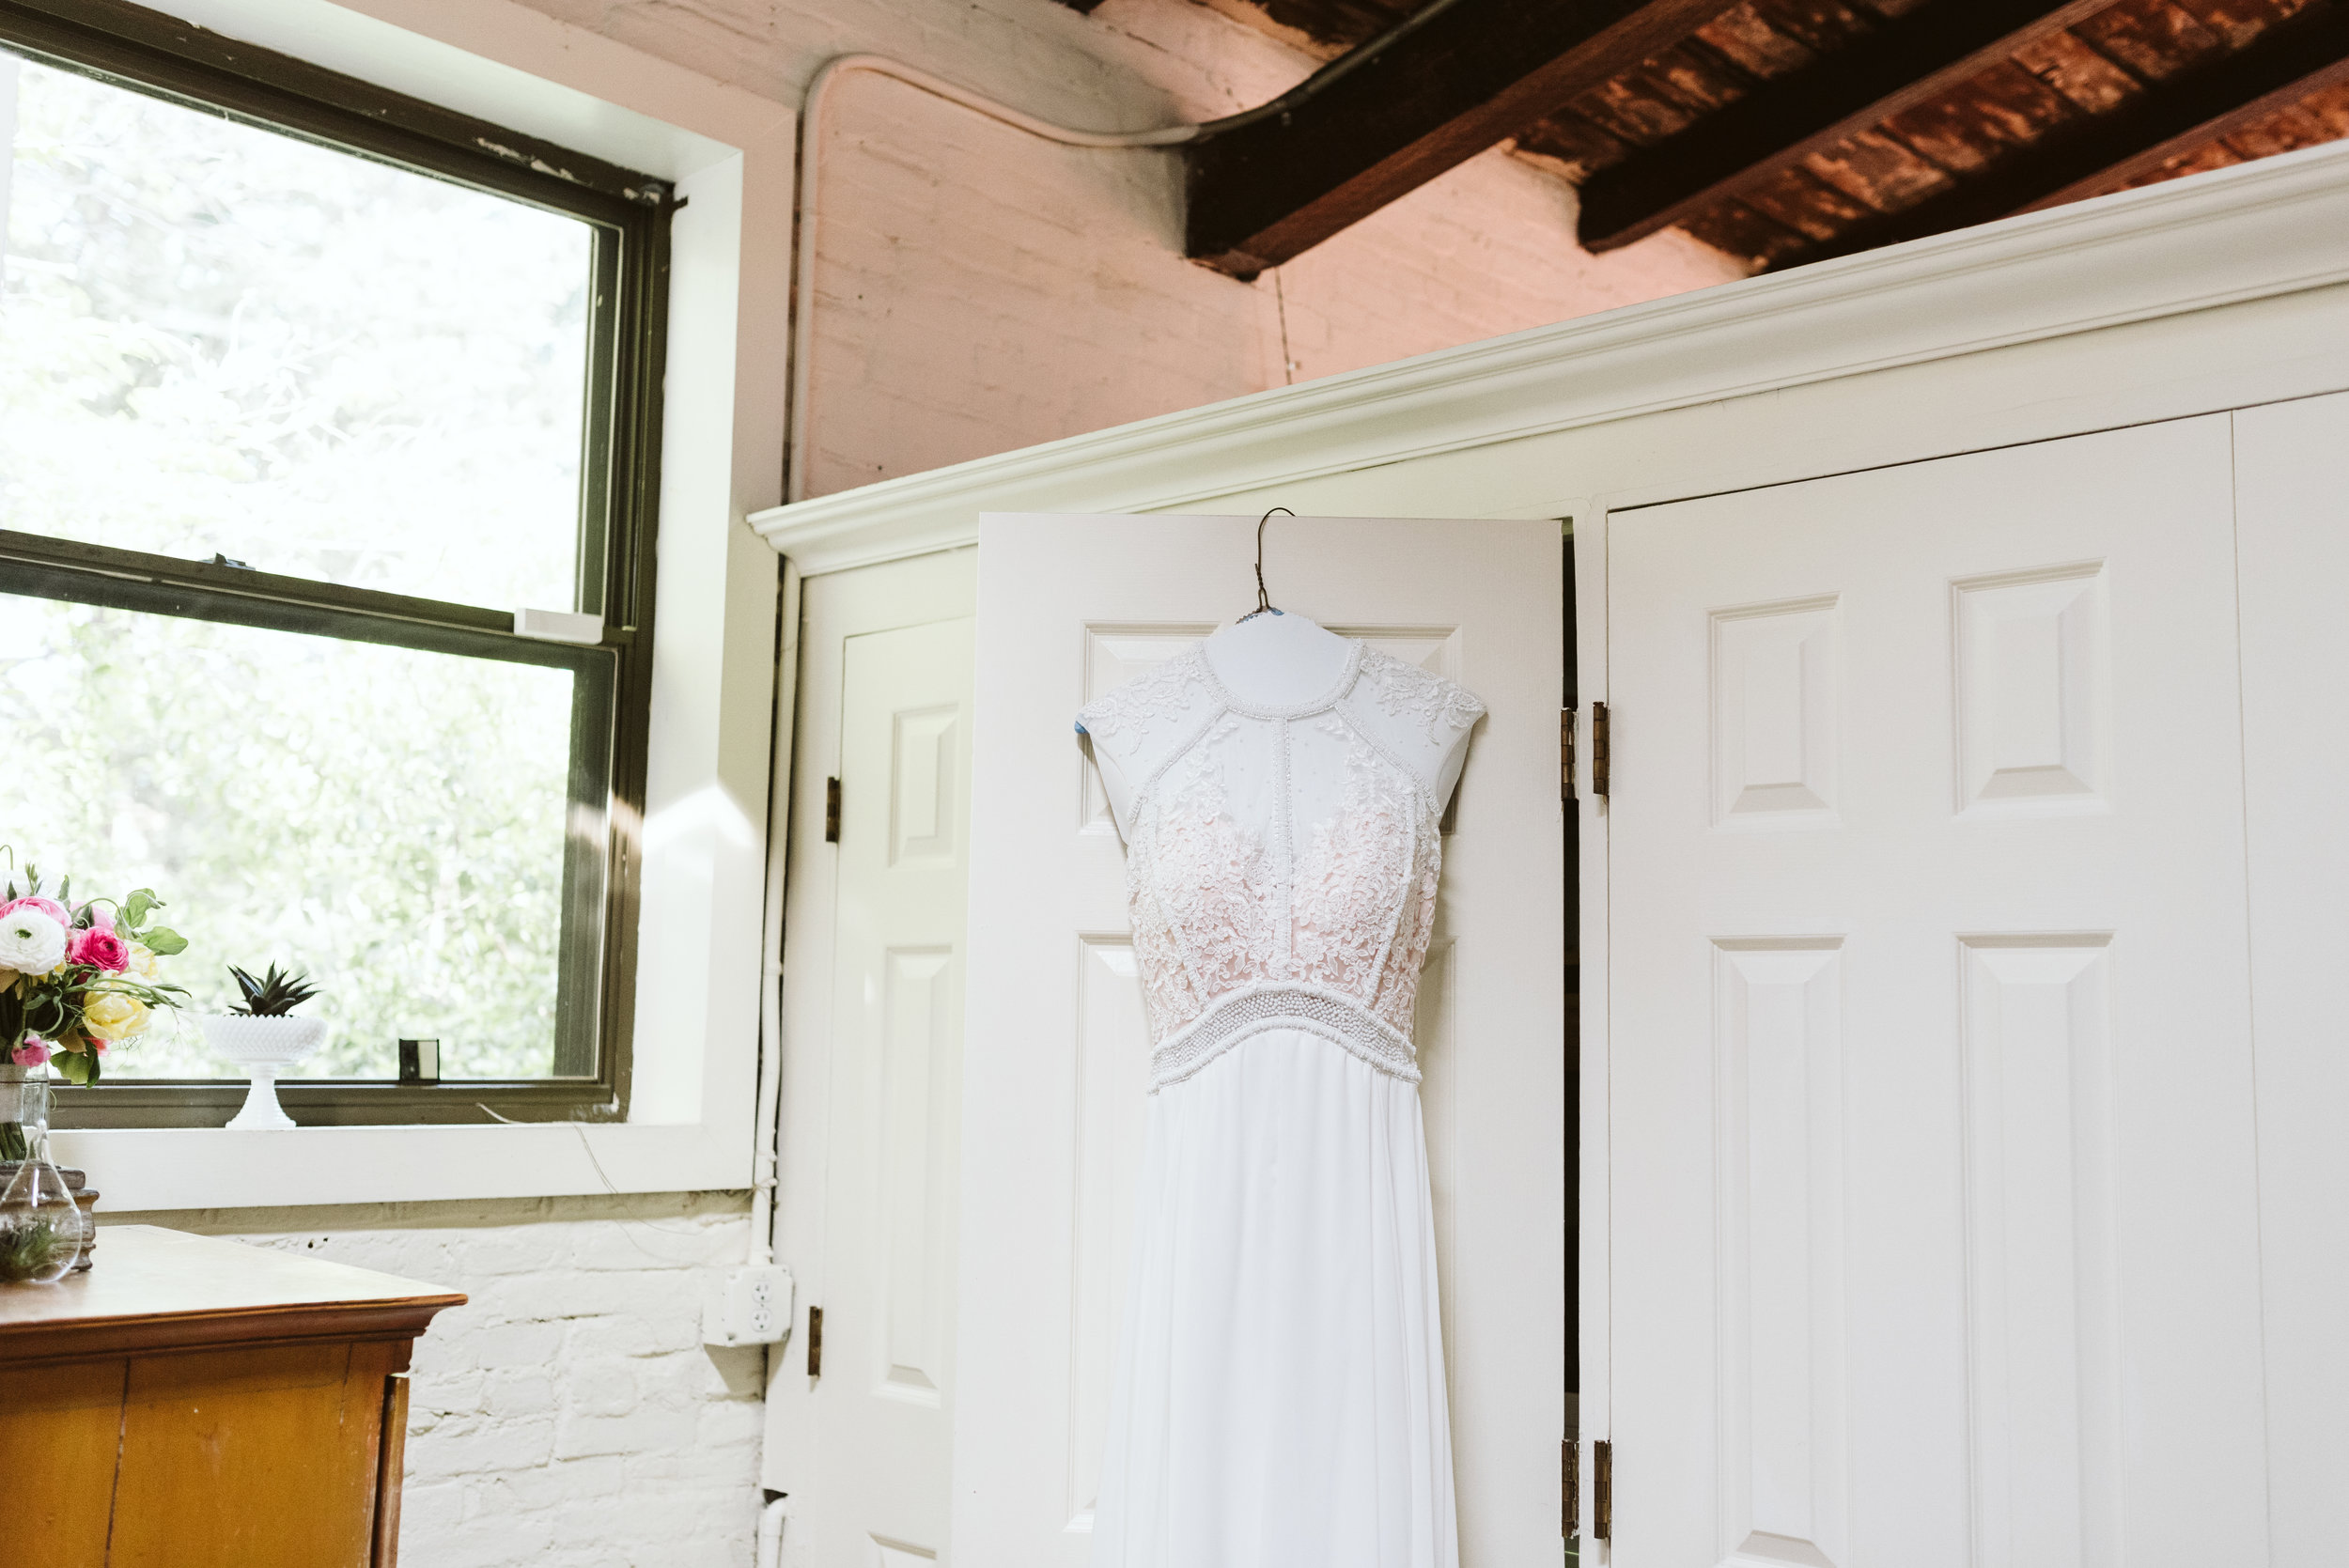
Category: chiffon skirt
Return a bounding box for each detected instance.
[1089,1028,1459,1568]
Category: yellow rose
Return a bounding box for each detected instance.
[124,942,160,983]
[83,989,150,1040]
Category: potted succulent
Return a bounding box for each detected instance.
[201,965,324,1131]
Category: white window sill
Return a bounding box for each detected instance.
[53,1122,747,1212]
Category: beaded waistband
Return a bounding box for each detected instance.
[1150,983,1420,1094]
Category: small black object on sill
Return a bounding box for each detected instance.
[397,1039,441,1085]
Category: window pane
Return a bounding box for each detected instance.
[0,53,594,612]
[0,594,598,1079]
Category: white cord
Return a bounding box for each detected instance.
[785,55,1201,502]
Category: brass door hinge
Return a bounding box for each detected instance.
[1562,709,1577,802]
[1590,703,1610,800]
[1592,1438,1612,1541]
[1563,1437,1577,1537]
[824,777,842,844]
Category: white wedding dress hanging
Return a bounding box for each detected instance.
[1078,619,1482,1568]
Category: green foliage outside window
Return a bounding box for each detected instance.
[0,52,613,1082]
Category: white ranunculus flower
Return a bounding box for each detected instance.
[0,908,68,976]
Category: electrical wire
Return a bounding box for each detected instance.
[782,0,1473,500]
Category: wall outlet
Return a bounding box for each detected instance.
[705,1265,793,1347]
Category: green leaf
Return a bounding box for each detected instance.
[124,890,157,928]
[141,927,189,956]
[55,1051,92,1086]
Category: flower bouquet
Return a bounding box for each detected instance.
[0,855,189,1280]
[0,857,190,1107]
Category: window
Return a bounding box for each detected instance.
[0,0,670,1125]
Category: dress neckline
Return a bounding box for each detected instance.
[1195,637,1366,721]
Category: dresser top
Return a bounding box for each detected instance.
[0,1224,465,1363]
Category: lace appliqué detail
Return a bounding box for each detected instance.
[1151,983,1418,1092]
[1077,649,1208,743]
[1082,635,1481,1070]
[1131,731,1277,1040]
[1371,809,1444,1032]
[1291,733,1423,1011]
[1360,647,1485,744]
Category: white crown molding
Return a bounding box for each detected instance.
[753,138,2349,576]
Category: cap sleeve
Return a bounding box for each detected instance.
[1342,647,1486,800]
[1075,648,1217,783]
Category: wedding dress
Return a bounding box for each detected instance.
[1079,618,1482,1568]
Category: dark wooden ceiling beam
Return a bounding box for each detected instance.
[1781,0,2349,269]
[1183,0,1749,277]
[1576,0,2114,252]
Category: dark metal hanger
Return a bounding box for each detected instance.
[1239,507,1293,622]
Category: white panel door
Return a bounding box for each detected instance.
[1607,418,2267,1566]
[2233,389,2349,1568]
[956,513,1564,1567]
[767,551,977,1568]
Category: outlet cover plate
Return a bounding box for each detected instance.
[704,1265,793,1347]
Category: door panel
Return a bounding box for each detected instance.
[809,614,973,1560]
[957,513,1563,1566]
[766,550,977,1567]
[1609,418,2266,1566]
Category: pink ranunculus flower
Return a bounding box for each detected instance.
[12,1038,52,1067]
[68,924,131,972]
[0,895,70,927]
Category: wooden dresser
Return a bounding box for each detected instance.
[0,1224,464,1566]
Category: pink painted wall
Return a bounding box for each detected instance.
[519,0,1747,498]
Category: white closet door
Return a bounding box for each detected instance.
[955,513,1564,1567]
[2234,389,2349,1568]
[1606,418,2266,1566]
[767,552,977,1568]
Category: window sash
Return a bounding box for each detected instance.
[0,0,671,1126]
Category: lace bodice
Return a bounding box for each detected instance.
[1079,640,1484,1089]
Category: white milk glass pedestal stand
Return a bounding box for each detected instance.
[200,1015,327,1130]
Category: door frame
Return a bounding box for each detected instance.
[1572,506,1610,1542]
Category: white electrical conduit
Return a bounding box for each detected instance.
[785,54,1205,503]
[755,1495,791,1568]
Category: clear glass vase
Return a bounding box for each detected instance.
[0,1067,93,1285]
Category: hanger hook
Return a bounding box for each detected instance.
[1248,506,1293,621]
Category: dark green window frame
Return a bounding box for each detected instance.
[0,0,671,1126]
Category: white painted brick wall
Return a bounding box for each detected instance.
[507,0,1749,496]
[106,1194,766,1568]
